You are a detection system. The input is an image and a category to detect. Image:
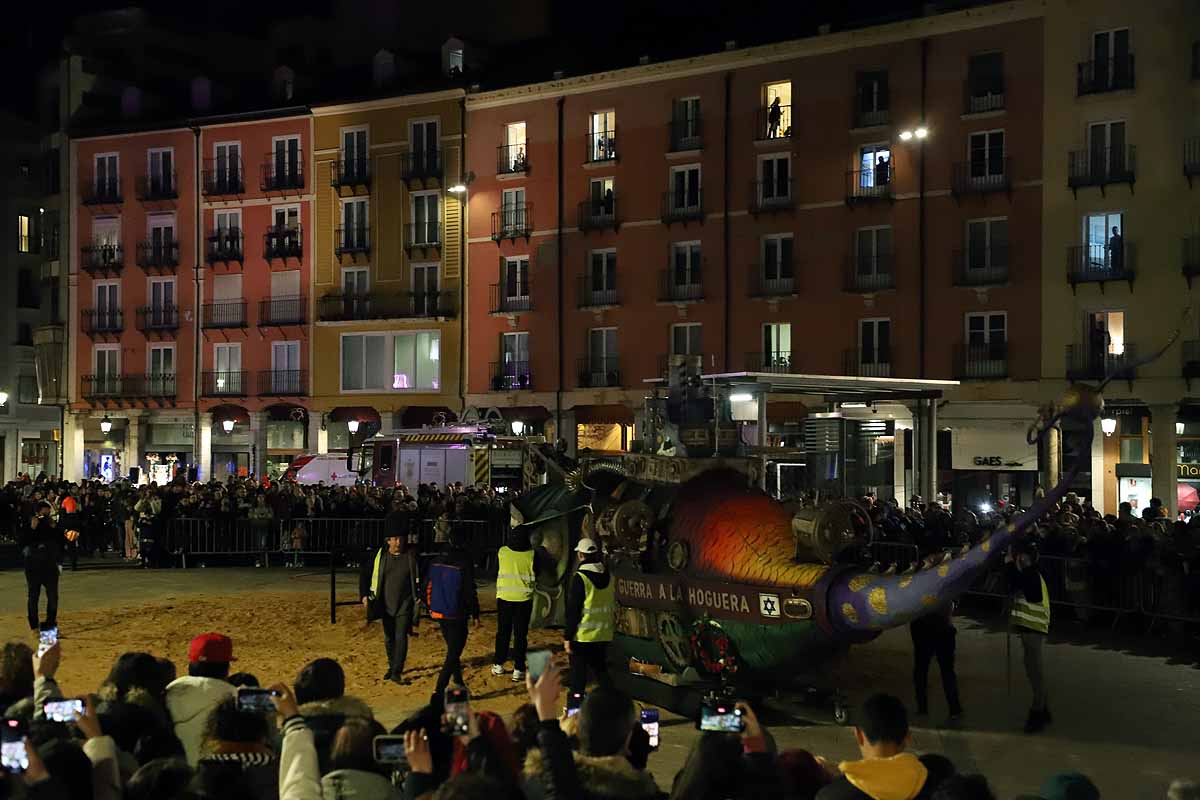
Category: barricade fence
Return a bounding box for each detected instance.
[165,516,508,572]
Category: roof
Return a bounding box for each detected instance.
[648,372,957,401]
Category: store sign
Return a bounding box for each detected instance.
[1177,463,1200,479]
[951,426,1037,471]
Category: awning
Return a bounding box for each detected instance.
[648,372,956,402]
[766,401,807,423]
[264,403,308,422]
[400,406,456,428]
[574,404,634,424]
[329,406,381,424]
[499,405,551,423]
[209,404,250,426]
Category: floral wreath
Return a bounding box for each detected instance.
[688,615,740,678]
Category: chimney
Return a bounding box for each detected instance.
[373,49,396,88]
[818,23,831,35]
[725,40,737,51]
[190,76,211,113]
[638,55,650,65]
[552,70,564,80]
[120,86,141,119]
[273,65,295,102]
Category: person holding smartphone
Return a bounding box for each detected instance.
[19,501,61,636]
[564,538,615,694]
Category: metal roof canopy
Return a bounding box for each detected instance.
[647,371,957,403]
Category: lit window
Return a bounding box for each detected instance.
[17,215,30,253]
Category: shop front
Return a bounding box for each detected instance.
[264,404,309,481]
[944,421,1039,510]
[210,406,251,481]
[82,417,127,482]
[574,404,635,454]
[142,421,194,484]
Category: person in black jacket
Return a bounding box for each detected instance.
[360,533,420,684]
[20,501,61,633]
[430,528,481,696]
[909,603,963,720]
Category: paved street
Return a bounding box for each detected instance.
[2,561,1197,797]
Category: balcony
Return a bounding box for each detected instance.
[136,240,180,272]
[317,291,456,322]
[206,230,244,264]
[750,179,794,214]
[1185,236,1200,284]
[202,160,245,196]
[749,264,797,298]
[1067,147,1136,193]
[332,158,371,189]
[201,301,247,329]
[81,177,122,206]
[259,296,306,326]
[577,277,619,309]
[1185,137,1200,184]
[264,225,303,262]
[401,148,441,182]
[492,204,533,242]
[490,283,531,314]
[82,374,138,400]
[658,353,710,378]
[952,159,1011,198]
[586,129,617,163]
[577,356,621,388]
[658,270,703,303]
[669,117,701,152]
[578,198,619,232]
[80,244,124,276]
[135,172,177,201]
[955,342,1008,380]
[846,165,893,204]
[1183,340,1200,381]
[661,190,704,225]
[1066,244,1134,291]
[142,373,177,399]
[843,350,892,378]
[42,229,60,261]
[756,104,792,140]
[1077,56,1135,96]
[854,108,890,129]
[135,305,180,334]
[81,308,123,337]
[963,85,1005,115]
[202,370,248,397]
[258,370,308,397]
[260,153,305,192]
[745,351,793,374]
[497,144,529,175]
[953,247,1009,287]
[405,222,442,253]
[845,253,895,293]
[1065,343,1138,382]
[335,226,370,257]
[490,361,532,392]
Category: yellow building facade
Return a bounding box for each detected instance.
[310,90,467,449]
[1041,0,1200,516]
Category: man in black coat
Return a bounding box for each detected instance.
[19,501,62,633]
[360,533,420,684]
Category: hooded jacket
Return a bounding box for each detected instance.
[564,563,610,643]
[816,753,929,800]
[278,714,400,800]
[523,720,664,800]
[298,695,375,775]
[193,747,280,800]
[165,675,237,765]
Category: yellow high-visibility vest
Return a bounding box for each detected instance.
[575,570,615,643]
[495,547,536,602]
[1010,574,1050,634]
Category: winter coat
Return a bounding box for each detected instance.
[523,720,664,800]
[816,753,929,800]
[279,715,400,800]
[298,695,375,775]
[193,746,280,800]
[165,675,237,765]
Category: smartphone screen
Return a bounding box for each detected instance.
[43,699,85,723]
[1,719,28,774]
[38,627,58,657]
[698,704,744,733]
[526,650,552,683]
[566,691,585,717]
[640,709,660,749]
[235,687,280,714]
[372,735,408,765]
[444,687,470,736]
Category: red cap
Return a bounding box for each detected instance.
[188,633,236,663]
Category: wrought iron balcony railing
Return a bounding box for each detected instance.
[490,361,532,391]
[1077,55,1135,95]
[202,370,247,396]
[954,246,1009,286]
[135,172,177,201]
[956,342,1008,380]
[258,370,307,396]
[258,296,306,326]
[577,356,621,388]
[201,301,247,328]
[659,269,704,303]
[845,252,895,292]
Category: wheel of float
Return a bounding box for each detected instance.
[833,697,850,726]
[655,611,694,673]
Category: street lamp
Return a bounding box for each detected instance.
[1101,417,1117,437]
[1177,421,1186,436]
[0,391,8,407]
[222,419,235,434]
[898,127,929,141]
[447,170,476,195]
[347,419,360,434]
[100,415,113,434]
[510,420,526,436]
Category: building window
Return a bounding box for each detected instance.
[271,136,301,187]
[500,187,527,233]
[761,82,792,139]
[759,154,790,204]
[94,153,118,196]
[149,345,175,395]
[271,341,301,393]
[1083,211,1124,272]
[671,323,702,356]
[147,147,175,195]
[340,331,440,391]
[502,256,530,308]
[17,270,37,308]
[965,311,1006,358]
[214,342,242,394]
[667,165,701,215]
[671,97,701,150]
[966,53,1005,112]
[342,266,369,297]
[587,177,615,219]
[858,143,891,189]
[760,234,794,291]
[17,215,31,253]
[586,249,617,306]
[586,328,619,386]
[1087,120,1128,178]
[341,127,368,180]
[855,71,889,127]
[16,323,33,347]
[968,130,1005,180]
[859,319,892,375]
[411,119,440,164]
[340,197,369,250]
[588,110,617,162]
[500,122,527,173]
[855,226,893,289]
[214,141,242,191]
[1091,28,1133,88]
[763,323,791,372]
[17,374,37,404]
[412,264,440,315]
[966,218,1008,274]
[499,332,530,390]
[412,192,440,245]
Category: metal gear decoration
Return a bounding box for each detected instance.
[666,539,690,572]
[654,611,694,672]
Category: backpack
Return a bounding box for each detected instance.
[426,561,464,620]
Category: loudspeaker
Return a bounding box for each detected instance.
[128,466,140,483]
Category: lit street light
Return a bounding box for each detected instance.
[100,415,113,434]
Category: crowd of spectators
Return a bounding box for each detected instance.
[4,633,1190,800]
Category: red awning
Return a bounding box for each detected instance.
[400,406,456,428]
[573,404,634,424]
[329,406,381,424]
[209,404,250,426]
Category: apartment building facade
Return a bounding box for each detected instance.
[465,1,1045,504]
[309,90,466,455]
[1041,0,1200,516]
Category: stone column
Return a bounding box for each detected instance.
[2,426,19,482]
[250,411,269,479]
[1042,425,1061,493]
[63,413,84,482]
[199,414,213,482]
[308,412,328,454]
[126,415,141,483]
[1150,404,1179,520]
[1090,417,1106,514]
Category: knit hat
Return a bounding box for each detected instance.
[1025,772,1101,800]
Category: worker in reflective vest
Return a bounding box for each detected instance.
[1006,538,1051,734]
[491,527,537,682]
[564,538,615,694]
